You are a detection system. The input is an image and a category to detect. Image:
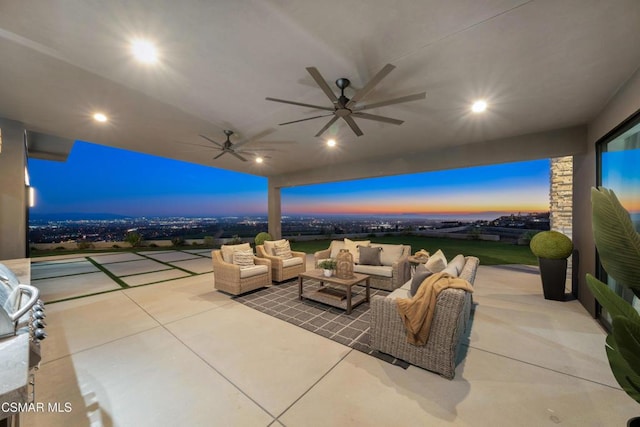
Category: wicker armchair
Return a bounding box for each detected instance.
[369,256,479,379]
[256,244,306,282]
[211,250,272,295]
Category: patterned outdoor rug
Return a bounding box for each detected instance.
[234,279,410,369]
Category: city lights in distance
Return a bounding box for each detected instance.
[131,39,158,64]
[93,113,108,123]
[471,100,487,113]
[327,139,336,147]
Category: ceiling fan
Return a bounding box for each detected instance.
[266,64,426,137]
[198,130,279,162]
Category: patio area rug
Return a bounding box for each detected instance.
[234,279,410,369]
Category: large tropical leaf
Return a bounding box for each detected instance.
[591,187,640,297]
[612,316,640,378]
[606,334,640,403]
[586,274,640,323]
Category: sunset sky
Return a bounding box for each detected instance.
[29,141,551,219]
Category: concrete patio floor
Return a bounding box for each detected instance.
[23,251,638,426]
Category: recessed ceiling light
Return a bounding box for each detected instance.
[471,100,487,113]
[93,113,108,123]
[327,139,336,147]
[255,156,264,164]
[131,39,158,64]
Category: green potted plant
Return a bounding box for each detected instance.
[529,230,573,301]
[587,187,640,425]
[318,259,337,277]
[254,232,272,246]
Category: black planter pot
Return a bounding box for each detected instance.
[628,417,640,427]
[538,257,567,301]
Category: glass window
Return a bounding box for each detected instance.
[599,117,640,324]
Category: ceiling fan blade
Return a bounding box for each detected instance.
[355,92,426,111]
[279,114,334,126]
[238,148,279,154]
[306,67,339,103]
[352,112,404,125]
[347,63,396,107]
[213,151,226,160]
[342,116,364,136]
[199,134,224,148]
[314,116,339,138]
[231,151,248,162]
[265,97,333,111]
[175,141,214,149]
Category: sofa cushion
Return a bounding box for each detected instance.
[239,264,269,278]
[221,243,251,263]
[448,254,466,276]
[329,240,346,258]
[233,250,255,267]
[358,246,382,266]
[354,264,393,278]
[264,239,286,256]
[387,286,411,300]
[274,240,293,259]
[425,249,447,273]
[344,238,370,263]
[371,243,405,266]
[409,264,433,296]
[282,257,303,267]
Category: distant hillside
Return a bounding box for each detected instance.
[30,212,132,221]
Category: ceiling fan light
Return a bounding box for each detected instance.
[93,112,108,122]
[327,139,336,147]
[471,100,487,113]
[131,39,158,64]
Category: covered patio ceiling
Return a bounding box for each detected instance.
[1,1,639,185]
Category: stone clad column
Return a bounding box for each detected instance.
[550,156,573,292]
[268,179,282,239]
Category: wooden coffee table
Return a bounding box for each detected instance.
[298,270,370,314]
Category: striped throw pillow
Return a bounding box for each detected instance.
[274,240,293,259]
[233,250,255,267]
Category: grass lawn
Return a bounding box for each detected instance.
[290,235,537,266]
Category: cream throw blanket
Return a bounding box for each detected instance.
[396,272,474,346]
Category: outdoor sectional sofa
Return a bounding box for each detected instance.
[369,255,479,379]
[314,239,411,291]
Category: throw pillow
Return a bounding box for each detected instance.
[344,238,370,263]
[425,249,447,273]
[263,239,286,256]
[233,250,255,267]
[274,240,293,259]
[358,246,382,266]
[448,254,466,276]
[221,243,251,263]
[410,264,433,297]
[371,243,405,266]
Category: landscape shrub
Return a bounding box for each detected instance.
[112,244,120,248]
[227,235,243,245]
[203,236,215,247]
[254,232,272,246]
[125,231,143,248]
[77,240,93,250]
[171,236,185,247]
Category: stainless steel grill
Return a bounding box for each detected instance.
[1,266,46,369]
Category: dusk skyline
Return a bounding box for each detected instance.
[29,141,551,219]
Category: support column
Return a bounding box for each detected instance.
[268,179,282,239]
[0,118,28,260]
[550,156,574,293]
